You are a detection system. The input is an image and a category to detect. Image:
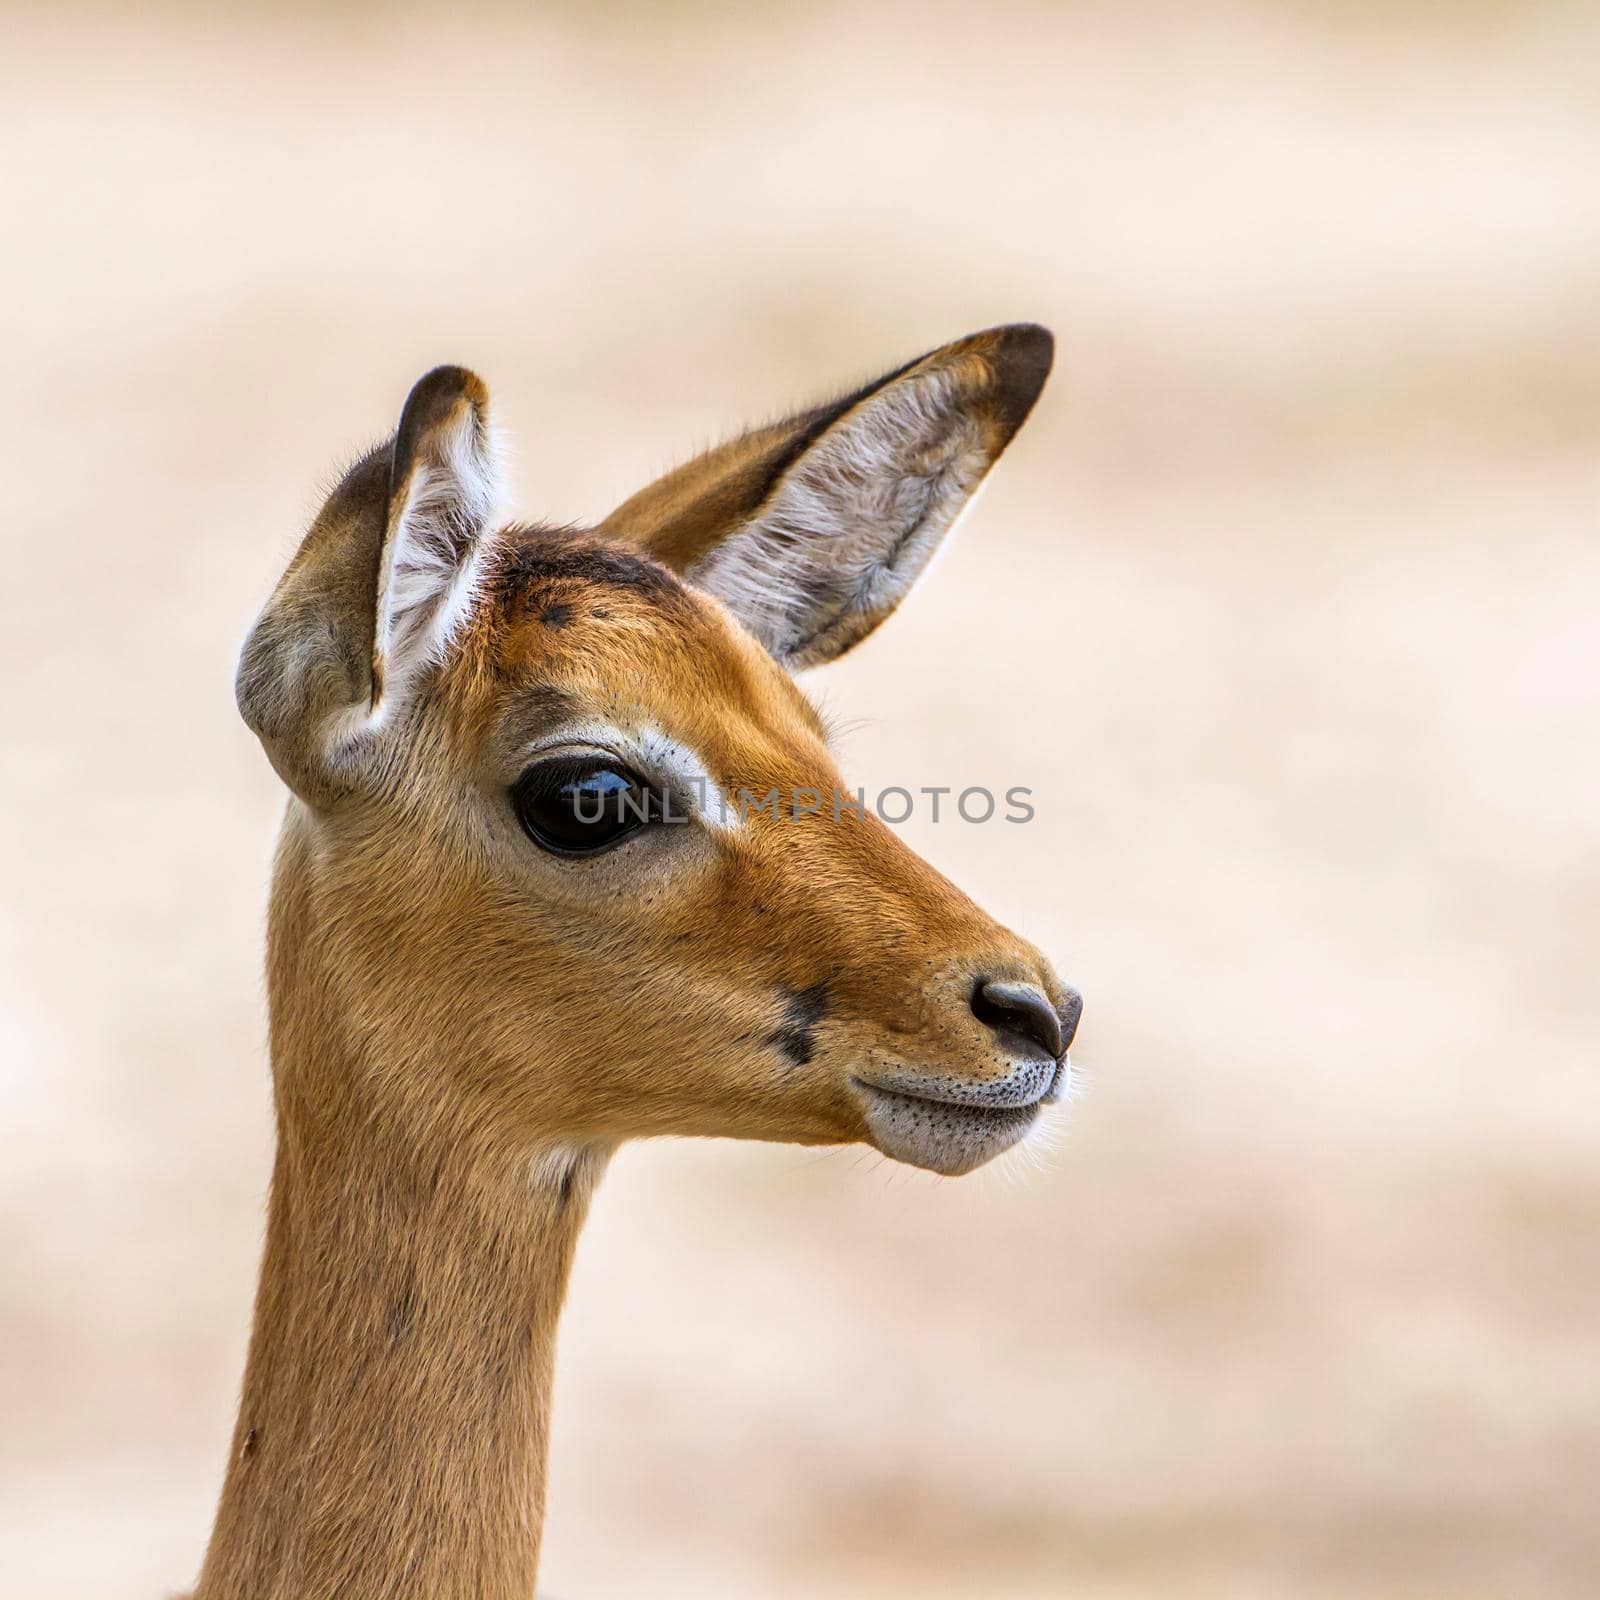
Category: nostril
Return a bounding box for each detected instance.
[1057,986,1083,1051]
[971,979,1064,1060]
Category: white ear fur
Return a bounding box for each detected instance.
[686,362,987,666]
[372,369,505,714]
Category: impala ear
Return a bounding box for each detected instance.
[599,324,1052,668]
[371,367,503,706]
[236,366,504,804]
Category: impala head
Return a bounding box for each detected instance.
[238,326,1079,1178]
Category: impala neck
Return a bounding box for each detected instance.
[194,1059,602,1600]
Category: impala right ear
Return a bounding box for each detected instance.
[237,366,504,805]
[599,324,1052,669]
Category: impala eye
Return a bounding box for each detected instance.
[511,760,664,857]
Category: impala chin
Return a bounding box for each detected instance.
[852,1058,1065,1177]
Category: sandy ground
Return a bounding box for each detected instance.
[1,4,1597,1596]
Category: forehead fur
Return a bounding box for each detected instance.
[495,524,692,621]
[456,524,827,750]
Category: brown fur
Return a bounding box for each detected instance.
[199,327,1074,1598]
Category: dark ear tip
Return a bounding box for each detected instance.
[993,321,1055,356]
[400,363,489,430]
[984,323,1055,435]
[393,365,490,479]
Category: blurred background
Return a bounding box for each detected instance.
[2,3,1596,1596]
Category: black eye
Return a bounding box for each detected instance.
[511,760,663,857]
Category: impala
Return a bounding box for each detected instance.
[197,324,1080,1598]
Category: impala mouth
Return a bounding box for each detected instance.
[852,1060,1064,1176]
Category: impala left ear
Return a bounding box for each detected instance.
[236,365,504,807]
[372,365,505,708]
[599,323,1053,668]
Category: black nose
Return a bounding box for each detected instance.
[971,979,1077,1060]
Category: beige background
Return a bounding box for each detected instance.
[2,4,1597,1596]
